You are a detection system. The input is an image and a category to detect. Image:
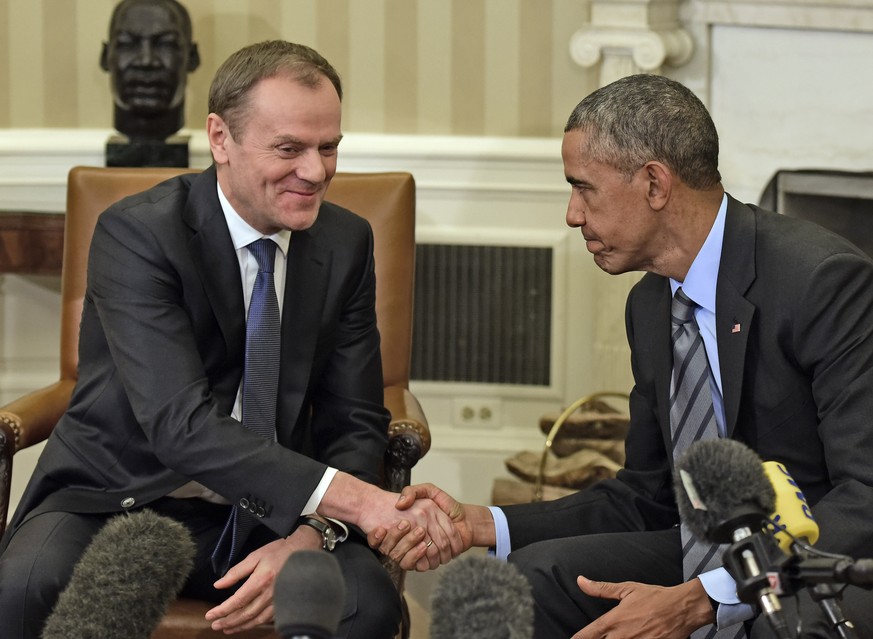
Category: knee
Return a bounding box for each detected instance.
[509,539,585,598]
[0,549,64,638]
[346,564,402,639]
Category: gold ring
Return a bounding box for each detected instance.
[425,539,434,549]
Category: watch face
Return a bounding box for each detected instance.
[324,528,337,551]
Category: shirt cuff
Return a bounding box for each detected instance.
[488,506,512,560]
[698,567,756,628]
[300,467,338,515]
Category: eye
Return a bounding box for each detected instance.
[114,33,136,48]
[319,145,338,157]
[155,34,182,51]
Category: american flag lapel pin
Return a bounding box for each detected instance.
[732,322,741,334]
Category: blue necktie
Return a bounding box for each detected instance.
[211,238,281,576]
[670,288,745,639]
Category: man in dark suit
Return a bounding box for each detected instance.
[0,41,460,639]
[373,74,873,638]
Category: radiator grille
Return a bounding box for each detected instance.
[411,244,552,385]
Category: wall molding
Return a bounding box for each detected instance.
[0,129,567,213]
[0,129,606,458]
[692,0,873,32]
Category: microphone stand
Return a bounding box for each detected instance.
[723,531,793,639]
[772,552,873,639]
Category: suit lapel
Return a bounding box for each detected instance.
[716,196,757,437]
[277,222,331,439]
[183,167,246,359]
[649,278,675,455]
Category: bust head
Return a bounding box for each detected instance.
[100,0,200,141]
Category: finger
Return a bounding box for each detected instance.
[424,500,465,557]
[396,540,430,571]
[218,599,274,633]
[387,525,426,562]
[577,575,622,602]
[212,595,272,633]
[367,526,387,548]
[395,483,436,510]
[425,542,441,570]
[427,509,460,563]
[205,578,258,622]
[212,555,255,591]
[415,555,430,572]
[375,520,413,554]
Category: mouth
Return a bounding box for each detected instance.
[282,189,319,199]
[583,236,605,254]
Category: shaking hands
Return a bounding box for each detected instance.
[368,483,495,571]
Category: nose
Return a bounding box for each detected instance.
[566,192,586,228]
[296,149,329,184]
[133,39,159,67]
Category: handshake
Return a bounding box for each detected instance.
[365,483,496,571]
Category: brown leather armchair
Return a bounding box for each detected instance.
[0,166,430,639]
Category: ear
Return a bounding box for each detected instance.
[99,42,110,71]
[206,113,230,165]
[187,43,201,73]
[643,161,672,211]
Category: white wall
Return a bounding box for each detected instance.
[0,132,612,516]
[5,0,873,518]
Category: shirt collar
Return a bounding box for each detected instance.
[216,180,291,257]
[670,193,728,314]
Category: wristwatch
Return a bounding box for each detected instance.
[298,516,339,551]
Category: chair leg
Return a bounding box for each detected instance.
[397,595,411,639]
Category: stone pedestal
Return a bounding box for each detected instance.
[105,135,190,168]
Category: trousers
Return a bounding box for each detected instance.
[0,497,400,639]
[508,527,873,639]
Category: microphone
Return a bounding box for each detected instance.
[763,460,819,553]
[674,438,776,544]
[274,550,346,639]
[41,509,196,639]
[763,460,864,639]
[674,439,790,638]
[429,553,534,639]
[677,440,871,639]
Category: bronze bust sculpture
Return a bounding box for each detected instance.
[100,0,200,142]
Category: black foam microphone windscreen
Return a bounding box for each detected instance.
[430,553,534,639]
[41,509,196,639]
[674,438,776,544]
[274,550,346,639]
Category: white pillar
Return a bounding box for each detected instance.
[570,0,694,87]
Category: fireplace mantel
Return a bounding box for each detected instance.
[693,0,873,32]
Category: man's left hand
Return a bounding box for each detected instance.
[571,575,714,639]
[205,525,324,634]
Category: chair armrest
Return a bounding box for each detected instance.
[0,417,14,538]
[383,386,431,493]
[0,379,75,536]
[1,379,75,452]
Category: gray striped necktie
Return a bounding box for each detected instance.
[211,238,281,576]
[670,288,745,639]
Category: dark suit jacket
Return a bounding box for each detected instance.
[504,195,873,563]
[6,167,389,541]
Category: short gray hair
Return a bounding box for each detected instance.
[208,40,342,139]
[565,74,721,189]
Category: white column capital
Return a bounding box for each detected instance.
[570,26,693,71]
[569,0,694,86]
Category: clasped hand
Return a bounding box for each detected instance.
[368,483,474,571]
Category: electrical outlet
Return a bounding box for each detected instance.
[452,398,502,428]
